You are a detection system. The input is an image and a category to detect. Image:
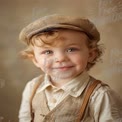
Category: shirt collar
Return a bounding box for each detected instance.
[37,74,59,93]
[37,72,90,97]
[61,71,90,97]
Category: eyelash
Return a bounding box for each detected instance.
[41,50,53,55]
[67,47,79,52]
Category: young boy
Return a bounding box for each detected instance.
[18,14,122,122]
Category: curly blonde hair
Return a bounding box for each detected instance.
[20,29,104,70]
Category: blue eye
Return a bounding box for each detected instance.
[42,50,53,55]
[67,48,79,52]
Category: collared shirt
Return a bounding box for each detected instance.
[36,71,89,110]
[19,72,122,122]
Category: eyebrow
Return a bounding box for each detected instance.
[38,42,81,49]
[66,43,80,46]
[40,45,52,48]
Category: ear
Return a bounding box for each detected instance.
[32,57,40,68]
[88,48,97,63]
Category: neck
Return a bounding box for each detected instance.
[49,73,83,87]
[50,76,73,88]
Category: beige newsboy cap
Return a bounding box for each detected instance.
[19,14,100,44]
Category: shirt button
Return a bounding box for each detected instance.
[51,98,57,103]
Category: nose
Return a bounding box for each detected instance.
[54,52,67,63]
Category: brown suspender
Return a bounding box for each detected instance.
[77,80,101,121]
[29,76,101,122]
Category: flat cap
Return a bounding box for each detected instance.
[19,14,100,44]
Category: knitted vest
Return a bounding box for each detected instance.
[31,76,101,122]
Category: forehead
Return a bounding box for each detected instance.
[52,30,88,46]
[58,30,88,40]
[32,29,88,47]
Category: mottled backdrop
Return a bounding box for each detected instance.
[0,0,122,121]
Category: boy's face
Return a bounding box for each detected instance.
[33,30,95,83]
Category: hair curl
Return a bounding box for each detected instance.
[20,29,104,70]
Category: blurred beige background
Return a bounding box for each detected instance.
[0,0,122,121]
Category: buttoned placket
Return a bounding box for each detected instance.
[45,86,65,110]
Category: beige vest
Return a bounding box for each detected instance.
[31,76,101,122]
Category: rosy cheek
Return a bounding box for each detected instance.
[73,56,83,63]
[42,58,53,68]
[75,57,88,66]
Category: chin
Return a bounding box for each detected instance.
[50,71,77,81]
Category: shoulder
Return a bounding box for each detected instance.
[91,80,121,100]
[88,80,122,121]
[25,75,44,88]
[22,75,44,95]
[89,80,122,108]
[92,81,121,99]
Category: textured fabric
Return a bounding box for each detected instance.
[19,14,100,44]
[32,79,101,122]
[19,73,122,122]
[32,90,86,122]
[38,72,89,110]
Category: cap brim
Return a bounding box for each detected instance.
[27,24,91,40]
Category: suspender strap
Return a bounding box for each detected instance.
[30,76,101,122]
[78,80,101,121]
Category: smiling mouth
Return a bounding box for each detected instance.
[52,66,74,70]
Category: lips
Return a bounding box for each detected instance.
[52,66,74,71]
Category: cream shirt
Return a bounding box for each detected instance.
[19,72,122,122]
